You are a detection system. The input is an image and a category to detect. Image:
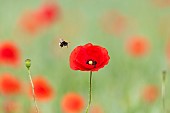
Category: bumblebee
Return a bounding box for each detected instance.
[59,39,69,48]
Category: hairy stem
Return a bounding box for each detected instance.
[27,68,39,113]
[85,71,93,113]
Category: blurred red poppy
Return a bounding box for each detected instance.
[142,85,159,103]
[19,3,61,34]
[166,42,170,60]
[101,11,127,36]
[36,3,61,26]
[70,43,110,71]
[30,76,53,101]
[0,42,20,66]
[126,36,150,57]
[61,93,84,113]
[90,105,103,113]
[19,11,42,34]
[3,100,20,113]
[153,0,170,7]
[0,73,21,95]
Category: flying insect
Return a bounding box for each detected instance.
[59,39,69,48]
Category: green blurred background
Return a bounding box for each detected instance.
[0,0,170,113]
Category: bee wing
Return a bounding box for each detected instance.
[59,42,61,46]
[59,38,64,42]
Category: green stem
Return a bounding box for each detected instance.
[85,71,93,113]
[27,68,39,113]
[162,71,166,113]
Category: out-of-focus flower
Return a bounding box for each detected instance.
[0,73,21,95]
[61,93,84,113]
[30,76,53,101]
[101,11,127,36]
[142,85,159,103]
[159,16,170,38]
[19,11,42,34]
[90,105,104,113]
[19,3,61,34]
[3,100,19,113]
[125,36,150,57]
[70,43,110,71]
[0,42,20,66]
[166,42,170,60]
[152,0,170,7]
[36,4,61,26]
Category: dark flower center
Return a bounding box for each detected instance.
[86,60,97,66]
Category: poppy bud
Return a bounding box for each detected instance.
[25,59,31,69]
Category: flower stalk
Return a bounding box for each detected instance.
[85,71,93,113]
[69,43,110,113]
[25,59,39,113]
[162,70,166,113]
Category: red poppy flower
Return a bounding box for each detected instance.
[30,76,53,101]
[102,11,127,36]
[90,105,103,113]
[166,42,170,60]
[142,85,159,103]
[36,3,61,25]
[0,42,20,66]
[19,11,42,34]
[61,93,84,113]
[70,43,110,71]
[3,100,20,113]
[19,3,61,34]
[126,36,150,57]
[153,0,170,7]
[0,73,21,95]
